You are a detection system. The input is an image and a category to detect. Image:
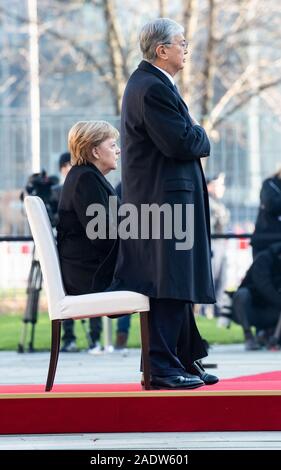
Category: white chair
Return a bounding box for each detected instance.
[24,196,150,391]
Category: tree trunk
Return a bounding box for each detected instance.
[103,0,127,114]
[178,0,199,100]
[200,0,216,128]
[159,0,168,17]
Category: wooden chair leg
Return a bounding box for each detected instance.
[45,320,61,392]
[140,311,150,390]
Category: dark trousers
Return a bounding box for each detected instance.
[62,317,102,345]
[117,315,131,334]
[148,298,208,376]
[63,315,131,343]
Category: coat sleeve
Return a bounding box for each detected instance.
[143,83,210,161]
[72,171,115,254]
[260,179,281,216]
[251,254,281,308]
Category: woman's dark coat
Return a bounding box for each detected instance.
[57,163,119,295]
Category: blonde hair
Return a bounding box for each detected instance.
[68,120,119,166]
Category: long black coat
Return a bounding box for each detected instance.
[251,176,281,254]
[111,61,215,303]
[57,163,119,295]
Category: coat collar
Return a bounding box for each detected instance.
[87,161,105,177]
[138,60,175,91]
[77,162,117,196]
[138,60,189,112]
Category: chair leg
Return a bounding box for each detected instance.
[45,320,61,392]
[140,311,150,390]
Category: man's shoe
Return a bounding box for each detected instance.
[88,342,103,355]
[150,373,204,390]
[60,340,79,353]
[190,360,219,385]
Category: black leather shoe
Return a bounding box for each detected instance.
[190,361,219,385]
[150,373,204,390]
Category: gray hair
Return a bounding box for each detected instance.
[139,18,184,62]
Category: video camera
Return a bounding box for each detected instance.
[21,170,60,227]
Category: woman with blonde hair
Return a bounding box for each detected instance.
[57,120,120,352]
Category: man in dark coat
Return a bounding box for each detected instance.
[110,18,217,389]
[233,243,281,349]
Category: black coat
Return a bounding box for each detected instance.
[241,242,281,309]
[57,163,119,295]
[110,60,215,303]
[251,176,281,253]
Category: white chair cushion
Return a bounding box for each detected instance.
[57,290,150,321]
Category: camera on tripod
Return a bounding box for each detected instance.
[21,170,59,227]
[18,170,59,353]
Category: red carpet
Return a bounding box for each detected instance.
[1,371,281,434]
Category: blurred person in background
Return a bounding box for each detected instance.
[207,173,230,317]
[251,167,281,258]
[232,242,281,350]
[57,152,72,184]
[51,152,72,218]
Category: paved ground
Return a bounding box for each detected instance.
[1,344,281,385]
[0,344,281,450]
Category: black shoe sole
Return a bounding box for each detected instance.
[204,378,219,385]
[147,382,205,390]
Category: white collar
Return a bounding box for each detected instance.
[150,63,175,86]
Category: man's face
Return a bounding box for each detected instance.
[164,34,188,74]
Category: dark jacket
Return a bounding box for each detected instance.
[110,60,215,303]
[241,242,281,309]
[251,176,281,253]
[57,163,119,295]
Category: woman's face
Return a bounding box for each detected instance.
[92,137,120,175]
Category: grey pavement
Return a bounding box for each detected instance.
[0,344,281,449]
[1,344,281,385]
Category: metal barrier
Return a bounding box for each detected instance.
[0,234,280,351]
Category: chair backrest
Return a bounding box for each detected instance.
[24,196,65,319]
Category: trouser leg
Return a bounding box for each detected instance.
[117,315,131,334]
[62,319,76,342]
[177,303,208,370]
[148,298,207,376]
[89,317,103,345]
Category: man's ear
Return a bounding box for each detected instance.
[155,44,168,60]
